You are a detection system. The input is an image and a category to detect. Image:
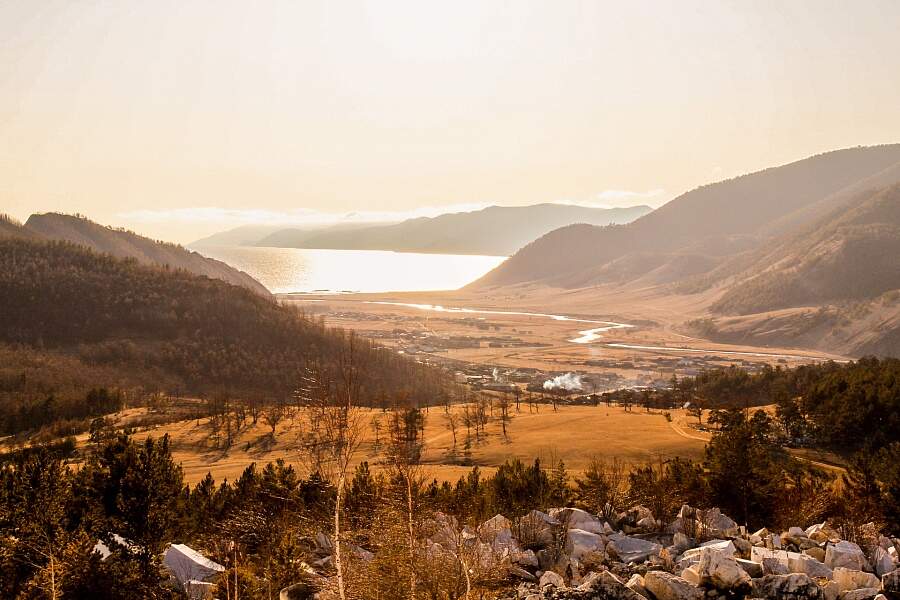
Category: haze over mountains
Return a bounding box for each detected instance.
[195,203,652,256]
[1,213,271,297]
[471,144,900,356]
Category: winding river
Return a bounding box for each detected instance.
[363,301,836,361]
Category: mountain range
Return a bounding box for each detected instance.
[470,144,900,357]
[1,213,270,297]
[195,203,652,256]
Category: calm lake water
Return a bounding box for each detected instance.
[193,246,507,294]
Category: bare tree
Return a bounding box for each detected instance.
[444,410,459,456]
[262,399,285,438]
[386,407,426,600]
[497,393,514,441]
[296,335,367,600]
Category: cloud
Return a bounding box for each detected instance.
[118,203,490,227]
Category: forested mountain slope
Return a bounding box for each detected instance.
[23,213,271,296]
[0,239,444,434]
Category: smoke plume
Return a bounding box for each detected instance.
[543,372,582,392]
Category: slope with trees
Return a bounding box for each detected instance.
[21,213,271,297]
[0,238,446,436]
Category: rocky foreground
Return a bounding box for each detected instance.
[275,504,900,600]
[467,506,899,600]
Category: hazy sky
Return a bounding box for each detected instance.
[2,0,899,243]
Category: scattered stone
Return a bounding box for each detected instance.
[577,570,649,600]
[626,573,648,597]
[550,507,607,535]
[737,558,764,578]
[673,533,694,554]
[763,558,792,576]
[644,570,704,600]
[826,542,869,572]
[279,582,317,600]
[807,524,841,544]
[513,549,540,568]
[508,565,538,582]
[682,566,700,586]
[805,548,827,563]
[833,568,881,593]
[874,548,896,578]
[607,534,662,564]
[734,537,753,560]
[754,573,824,600]
[565,528,607,562]
[697,547,752,592]
[540,570,564,589]
[822,580,840,600]
[883,569,900,600]
[840,588,881,600]
[788,553,833,580]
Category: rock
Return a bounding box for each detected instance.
[840,589,880,600]
[752,546,790,568]
[754,573,824,600]
[737,558,764,578]
[513,549,540,568]
[826,542,869,571]
[519,510,562,550]
[279,582,317,600]
[807,523,841,544]
[734,537,753,560]
[790,528,808,538]
[550,507,607,535]
[577,570,649,600]
[874,548,895,578]
[704,508,740,537]
[480,514,514,543]
[806,548,828,563]
[788,553,833,580]
[697,547,752,592]
[644,570,703,600]
[682,565,701,585]
[508,565,537,581]
[637,516,658,531]
[822,581,840,600]
[700,539,738,557]
[607,534,662,564]
[883,569,900,600]
[565,528,607,562]
[833,568,881,593]
[763,557,792,576]
[673,533,694,554]
[626,573,648,597]
[539,570,564,589]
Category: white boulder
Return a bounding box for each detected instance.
[697,547,752,591]
[607,533,662,563]
[644,570,704,600]
[826,541,869,571]
[565,528,607,562]
[550,507,607,535]
[539,570,564,589]
[833,567,881,593]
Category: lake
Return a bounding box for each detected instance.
[193,246,507,294]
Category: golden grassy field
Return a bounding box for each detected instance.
[122,404,707,486]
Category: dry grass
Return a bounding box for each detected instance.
[119,404,706,485]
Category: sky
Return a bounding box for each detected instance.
[2,0,899,243]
